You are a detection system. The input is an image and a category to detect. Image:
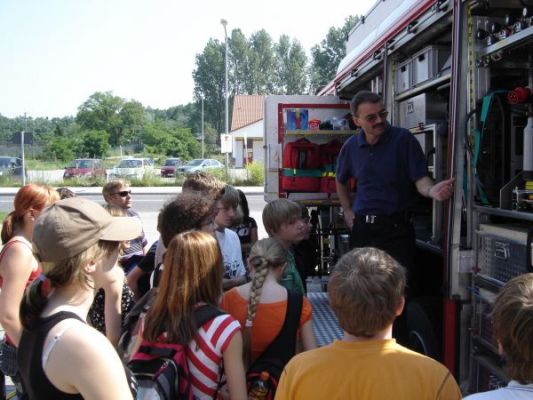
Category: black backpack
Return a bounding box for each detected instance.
[118,287,157,362]
[246,289,303,400]
[128,305,224,400]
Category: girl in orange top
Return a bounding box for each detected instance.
[0,183,59,396]
[220,237,316,365]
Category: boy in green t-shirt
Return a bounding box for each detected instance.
[262,199,306,294]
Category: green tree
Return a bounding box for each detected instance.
[230,29,252,95]
[41,136,77,162]
[76,92,146,147]
[248,30,276,94]
[142,120,200,158]
[192,39,226,134]
[76,92,124,146]
[120,100,145,144]
[310,15,359,93]
[274,35,308,94]
[79,129,110,158]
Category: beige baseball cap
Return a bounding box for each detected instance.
[33,197,142,263]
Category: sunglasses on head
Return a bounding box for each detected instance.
[112,190,131,197]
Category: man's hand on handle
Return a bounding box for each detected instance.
[343,208,355,230]
[428,177,455,201]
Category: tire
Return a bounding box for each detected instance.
[404,299,441,360]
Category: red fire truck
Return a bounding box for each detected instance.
[264,0,533,393]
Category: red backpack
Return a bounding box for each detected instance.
[319,139,343,171]
[128,305,224,400]
[282,138,320,169]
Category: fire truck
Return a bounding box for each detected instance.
[264,0,533,393]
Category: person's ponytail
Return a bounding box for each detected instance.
[1,212,18,244]
[20,276,52,329]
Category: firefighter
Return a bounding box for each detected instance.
[335,90,454,282]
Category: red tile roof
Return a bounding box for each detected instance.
[231,95,264,132]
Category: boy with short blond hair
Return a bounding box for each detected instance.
[465,273,533,399]
[262,199,306,294]
[182,171,225,200]
[276,247,462,400]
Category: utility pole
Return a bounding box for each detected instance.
[221,18,229,181]
[22,113,27,186]
[201,98,205,159]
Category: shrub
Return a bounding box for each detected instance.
[245,161,264,185]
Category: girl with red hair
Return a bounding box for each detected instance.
[0,183,59,396]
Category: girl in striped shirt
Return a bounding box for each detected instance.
[138,231,247,400]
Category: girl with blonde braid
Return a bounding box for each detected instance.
[220,238,316,367]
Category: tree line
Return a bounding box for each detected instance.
[0,16,358,162]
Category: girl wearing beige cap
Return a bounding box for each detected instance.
[0,183,59,397]
[17,197,142,400]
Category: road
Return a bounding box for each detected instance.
[0,192,268,245]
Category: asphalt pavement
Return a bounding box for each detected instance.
[0,186,268,244]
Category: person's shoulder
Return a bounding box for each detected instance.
[221,287,243,304]
[127,208,141,218]
[285,344,331,369]
[223,228,240,240]
[389,125,412,138]
[342,133,359,148]
[463,390,503,400]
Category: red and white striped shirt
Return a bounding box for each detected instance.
[187,314,241,399]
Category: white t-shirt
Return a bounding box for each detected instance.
[464,381,533,400]
[215,228,246,279]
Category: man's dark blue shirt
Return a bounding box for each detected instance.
[336,123,428,215]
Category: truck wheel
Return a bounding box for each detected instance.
[405,299,440,359]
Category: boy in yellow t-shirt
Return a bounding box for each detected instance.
[276,247,462,400]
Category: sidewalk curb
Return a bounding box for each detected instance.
[0,186,265,196]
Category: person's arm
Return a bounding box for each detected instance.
[249,226,258,245]
[415,176,455,202]
[222,331,247,400]
[336,179,354,229]
[0,244,34,345]
[222,276,247,291]
[46,323,133,400]
[300,320,317,351]
[103,267,126,347]
[126,266,145,300]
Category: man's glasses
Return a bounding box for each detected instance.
[360,110,389,123]
[112,190,131,197]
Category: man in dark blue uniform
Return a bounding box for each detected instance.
[336,90,454,278]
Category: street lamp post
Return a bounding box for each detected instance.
[221,18,229,181]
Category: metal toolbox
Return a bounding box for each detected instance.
[471,291,498,352]
[398,92,447,129]
[411,45,451,86]
[395,58,411,93]
[469,355,507,395]
[476,224,533,287]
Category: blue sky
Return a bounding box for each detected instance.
[0,0,375,118]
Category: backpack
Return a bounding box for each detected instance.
[118,287,157,363]
[246,290,303,400]
[282,138,320,169]
[128,305,224,400]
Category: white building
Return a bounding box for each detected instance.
[231,95,264,168]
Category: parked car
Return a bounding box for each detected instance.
[160,157,182,177]
[0,156,25,180]
[63,158,106,179]
[176,159,224,174]
[108,158,154,180]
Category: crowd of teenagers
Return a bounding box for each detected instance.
[0,175,531,399]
